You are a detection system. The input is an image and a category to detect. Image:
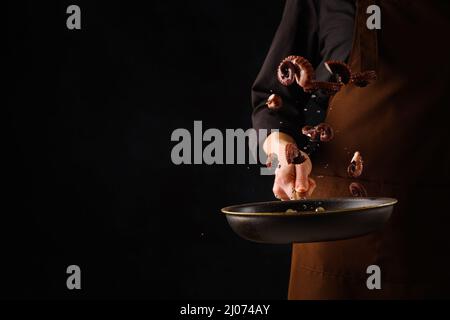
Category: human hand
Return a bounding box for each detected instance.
[263,132,316,200]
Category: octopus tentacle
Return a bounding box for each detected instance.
[301,123,334,142]
[351,70,377,87]
[349,182,368,197]
[277,59,298,86]
[315,123,334,142]
[301,125,320,141]
[277,55,315,90]
[305,80,343,95]
[324,60,352,84]
[290,56,315,89]
[347,151,364,178]
[278,56,375,93]
[285,143,306,165]
[266,94,283,110]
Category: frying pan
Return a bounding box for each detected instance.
[221,197,397,244]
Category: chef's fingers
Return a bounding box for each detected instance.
[295,163,310,193]
[294,177,317,199]
[273,183,290,201]
[275,165,297,200]
[306,177,316,197]
[282,180,296,200]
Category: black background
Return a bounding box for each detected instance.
[5,0,292,299]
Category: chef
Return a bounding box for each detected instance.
[252,0,450,299]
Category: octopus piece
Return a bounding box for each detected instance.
[277,56,346,95]
[349,182,368,197]
[324,60,352,84]
[285,143,306,165]
[347,151,364,178]
[301,125,319,141]
[290,56,315,89]
[277,59,298,86]
[315,123,334,142]
[277,55,315,90]
[266,94,283,110]
[351,70,377,87]
[306,80,343,95]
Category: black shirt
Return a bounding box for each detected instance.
[251,0,355,150]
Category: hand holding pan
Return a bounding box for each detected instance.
[221,198,397,244]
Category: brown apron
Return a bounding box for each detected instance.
[289,0,450,299]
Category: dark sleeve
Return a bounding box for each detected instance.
[251,0,319,149]
[315,0,356,81]
[251,0,355,151]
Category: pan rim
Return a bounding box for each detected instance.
[220,197,398,216]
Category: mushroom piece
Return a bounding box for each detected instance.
[324,60,352,84]
[266,94,283,110]
[347,151,364,178]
